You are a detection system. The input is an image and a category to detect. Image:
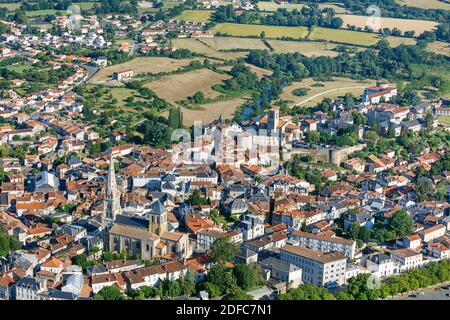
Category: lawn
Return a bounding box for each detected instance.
[6,63,34,73]
[395,0,450,10]
[280,77,374,108]
[211,23,309,39]
[76,2,98,10]
[267,40,342,56]
[309,27,381,46]
[90,57,206,83]
[257,1,349,13]
[98,87,145,111]
[174,10,213,22]
[338,14,439,35]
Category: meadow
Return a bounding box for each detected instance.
[280,77,374,108]
[199,36,268,51]
[174,10,213,22]
[257,1,348,13]
[267,40,341,56]
[309,27,381,46]
[211,23,309,39]
[171,38,249,60]
[395,0,450,10]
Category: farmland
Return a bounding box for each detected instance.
[174,10,213,22]
[386,36,417,47]
[437,115,450,126]
[267,40,341,56]
[199,37,268,51]
[257,1,349,13]
[395,0,450,10]
[0,3,21,10]
[309,27,381,46]
[144,68,231,105]
[24,9,69,16]
[280,77,374,108]
[211,23,309,39]
[172,98,247,126]
[171,38,249,60]
[90,57,206,83]
[338,14,439,35]
[426,41,450,58]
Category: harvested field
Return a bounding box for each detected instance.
[338,14,439,35]
[171,38,249,59]
[386,36,416,47]
[144,68,231,104]
[90,57,204,83]
[199,36,268,51]
[309,27,381,46]
[267,40,341,56]
[280,77,375,108]
[426,41,450,58]
[217,64,273,79]
[174,10,213,22]
[174,98,247,126]
[211,23,309,39]
[395,0,450,10]
[0,3,20,10]
[257,1,349,13]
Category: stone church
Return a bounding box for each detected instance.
[102,155,190,260]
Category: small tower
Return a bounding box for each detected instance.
[103,154,121,226]
[147,200,168,236]
[268,108,279,132]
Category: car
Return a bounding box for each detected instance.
[419,291,425,295]
[446,293,450,297]
[409,294,417,298]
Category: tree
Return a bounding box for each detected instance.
[278,284,335,300]
[232,264,261,291]
[389,210,414,237]
[209,237,238,263]
[94,286,124,300]
[347,222,361,240]
[204,282,221,298]
[223,288,253,300]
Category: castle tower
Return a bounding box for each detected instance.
[104,154,121,226]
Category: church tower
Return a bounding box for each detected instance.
[103,154,121,226]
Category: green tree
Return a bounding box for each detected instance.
[389,210,414,237]
[210,237,238,263]
[94,286,124,300]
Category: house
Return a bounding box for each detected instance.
[364,253,396,278]
[280,245,347,288]
[259,257,302,289]
[417,224,446,243]
[390,249,423,272]
[15,276,47,300]
[112,69,133,81]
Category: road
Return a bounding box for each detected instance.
[294,86,367,107]
[392,283,450,300]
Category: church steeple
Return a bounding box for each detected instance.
[104,154,121,224]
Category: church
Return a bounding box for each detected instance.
[101,155,190,260]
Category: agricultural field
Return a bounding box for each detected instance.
[211,23,309,39]
[218,63,273,79]
[171,38,249,60]
[267,40,342,56]
[386,36,417,47]
[426,41,450,58]
[395,0,450,10]
[338,14,439,35]
[309,27,381,46]
[24,9,69,16]
[257,1,349,13]
[97,87,146,111]
[0,3,21,10]
[173,98,247,126]
[144,68,231,105]
[174,10,213,22]
[280,77,375,108]
[199,36,268,51]
[90,57,206,83]
[76,2,98,10]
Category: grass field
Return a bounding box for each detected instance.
[426,41,450,58]
[211,23,309,39]
[24,9,69,16]
[90,57,205,83]
[171,38,249,60]
[199,37,268,51]
[0,3,20,10]
[281,77,374,108]
[138,0,182,12]
[98,87,145,111]
[395,0,450,10]
[338,14,439,35]
[438,115,450,126]
[144,68,231,104]
[174,10,213,22]
[218,63,273,79]
[6,63,34,73]
[257,1,349,13]
[267,40,342,56]
[309,27,381,46]
[77,2,98,10]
